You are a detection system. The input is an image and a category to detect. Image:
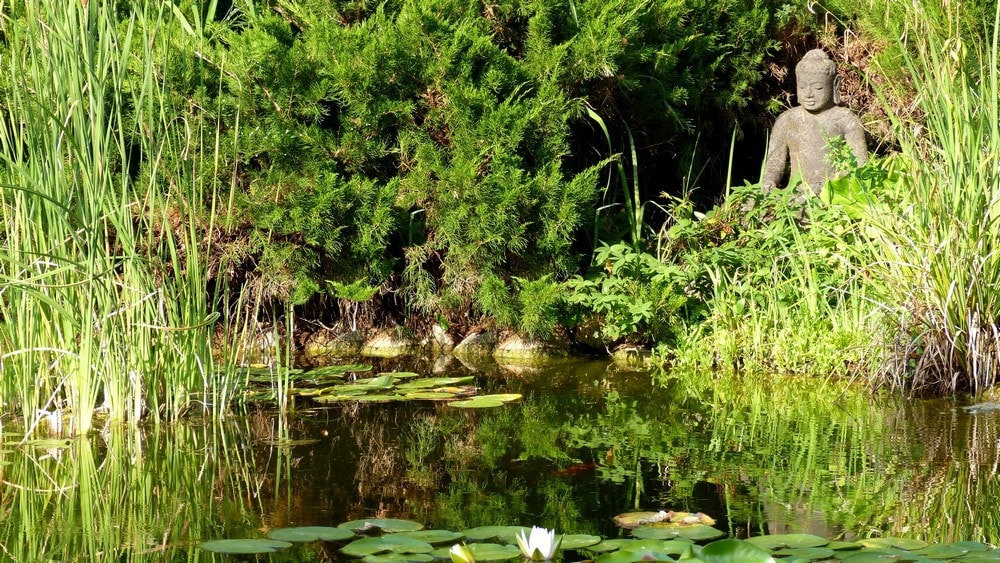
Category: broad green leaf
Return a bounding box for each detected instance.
[339,518,425,533]
[431,543,521,561]
[860,538,929,551]
[341,536,434,557]
[392,530,464,544]
[746,534,829,550]
[268,526,355,543]
[632,523,724,541]
[200,538,292,554]
[698,539,774,563]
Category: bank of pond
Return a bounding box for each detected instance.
[1,357,998,561]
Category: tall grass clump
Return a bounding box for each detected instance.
[0,2,222,433]
[863,3,1000,394]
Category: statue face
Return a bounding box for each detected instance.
[796,71,835,113]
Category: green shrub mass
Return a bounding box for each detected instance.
[95,0,791,321]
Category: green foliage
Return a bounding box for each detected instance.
[93,0,801,331]
[857,2,1000,394]
[566,244,691,345]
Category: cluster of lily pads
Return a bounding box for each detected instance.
[238,364,521,408]
[199,514,1000,561]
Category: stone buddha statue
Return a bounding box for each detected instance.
[761,49,868,193]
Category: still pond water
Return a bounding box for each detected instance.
[1,356,997,560]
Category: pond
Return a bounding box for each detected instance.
[1,356,997,561]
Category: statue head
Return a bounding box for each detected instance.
[795,49,839,113]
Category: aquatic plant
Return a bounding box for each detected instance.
[860,2,1000,394]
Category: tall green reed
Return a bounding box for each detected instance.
[0,1,225,433]
[864,2,1000,394]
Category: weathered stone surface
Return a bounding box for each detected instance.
[423,324,455,354]
[573,316,612,351]
[302,329,366,359]
[610,345,651,369]
[453,331,497,359]
[362,327,419,358]
[493,333,570,363]
[761,49,867,194]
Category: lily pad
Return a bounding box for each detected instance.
[860,538,929,551]
[913,543,979,559]
[613,511,673,529]
[699,539,775,563]
[393,530,464,544]
[305,364,372,376]
[341,536,434,557]
[405,391,458,401]
[631,523,724,542]
[339,518,425,533]
[841,549,931,562]
[432,543,521,561]
[828,541,864,551]
[773,546,836,560]
[449,394,522,409]
[267,526,355,543]
[589,538,693,554]
[378,371,421,379]
[351,394,403,403]
[396,377,475,390]
[364,553,435,563]
[349,374,396,389]
[459,526,528,543]
[560,534,602,550]
[200,538,292,554]
[746,534,829,550]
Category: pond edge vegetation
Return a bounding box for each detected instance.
[0,0,998,434]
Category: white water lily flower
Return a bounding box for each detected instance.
[516,526,561,561]
[450,543,476,563]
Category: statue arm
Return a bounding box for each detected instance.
[844,116,868,167]
[761,117,789,189]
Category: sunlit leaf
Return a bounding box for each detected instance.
[341,536,434,557]
[200,538,292,554]
[338,519,425,533]
[267,526,355,542]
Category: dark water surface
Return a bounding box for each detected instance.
[1,356,997,560]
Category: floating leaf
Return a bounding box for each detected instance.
[393,530,464,544]
[351,394,403,403]
[589,538,692,554]
[405,391,458,400]
[432,543,521,561]
[460,526,528,543]
[448,394,521,409]
[828,541,864,551]
[349,375,396,389]
[859,538,929,551]
[379,371,420,379]
[596,545,692,563]
[339,519,425,533]
[200,538,292,554]
[341,536,434,557]
[560,534,602,550]
[364,553,434,563]
[698,539,775,563]
[268,526,355,543]
[631,523,724,541]
[613,511,673,530]
[396,377,475,390]
[308,364,373,376]
[840,549,930,562]
[773,547,836,560]
[746,534,829,550]
[913,543,979,559]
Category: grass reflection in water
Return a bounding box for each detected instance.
[1,361,998,560]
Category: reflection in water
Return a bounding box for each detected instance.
[1,360,999,559]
